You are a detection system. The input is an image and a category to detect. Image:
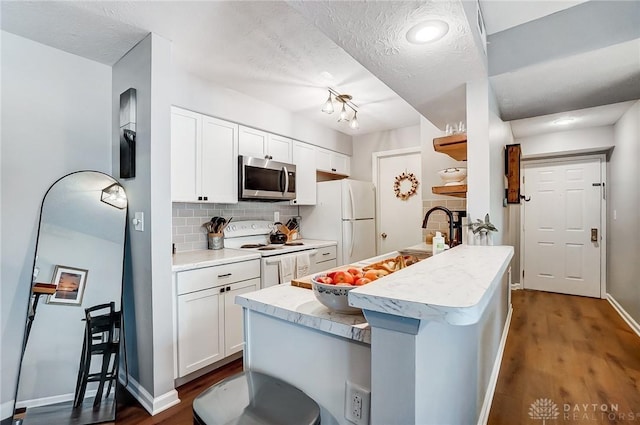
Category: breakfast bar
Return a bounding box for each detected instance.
[236,245,514,425]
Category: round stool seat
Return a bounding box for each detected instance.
[193,371,321,425]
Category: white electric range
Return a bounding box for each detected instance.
[224,220,337,288]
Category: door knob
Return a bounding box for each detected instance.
[381,233,387,239]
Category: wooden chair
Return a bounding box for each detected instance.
[73,302,120,408]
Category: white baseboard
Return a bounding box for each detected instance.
[607,294,640,338]
[1,400,15,422]
[477,305,513,425]
[124,375,180,415]
[510,282,522,290]
[14,388,107,410]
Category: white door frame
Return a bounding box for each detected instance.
[372,147,422,255]
[520,154,607,298]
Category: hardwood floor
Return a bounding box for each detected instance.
[115,290,639,425]
[488,290,640,425]
[116,359,242,425]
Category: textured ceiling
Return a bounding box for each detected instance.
[1,0,421,136]
[2,0,638,139]
[289,0,486,129]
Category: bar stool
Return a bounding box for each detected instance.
[73,302,120,408]
[193,371,321,425]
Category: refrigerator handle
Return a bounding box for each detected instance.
[348,183,355,220]
[349,220,355,258]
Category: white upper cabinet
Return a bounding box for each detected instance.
[291,141,316,205]
[267,134,293,163]
[316,147,351,176]
[239,126,292,163]
[171,108,200,201]
[201,116,238,204]
[171,107,238,203]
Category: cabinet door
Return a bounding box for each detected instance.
[316,147,332,173]
[171,107,201,201]
[291,142,316,205]
[267,134,292,163]
[332,152,351,176]
[177,287,224,377]
[238,126,267,159]
[201,116,238,203]
[224,278,259,356]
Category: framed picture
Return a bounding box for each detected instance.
[48,265,88,305]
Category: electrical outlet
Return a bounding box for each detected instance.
[274,211,280,223]
[345,381,370,424]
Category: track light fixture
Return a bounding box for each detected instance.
[321,88,360,130]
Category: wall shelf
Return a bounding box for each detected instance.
[431,184,467,198]
[433,133,467,161]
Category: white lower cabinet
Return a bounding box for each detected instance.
[176,260,259,377]
[309,245,338,274]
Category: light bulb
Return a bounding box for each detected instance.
[321,92,334,114]
[349,111,359,129]
[338,103,349,122]
[406,20,449,44]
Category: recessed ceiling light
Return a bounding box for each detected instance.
[406,20,449,44]
[553,117,575,125]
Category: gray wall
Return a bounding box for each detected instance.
[112,33,176,403]
[0,31,112,418]
[350,125,421,182]
[608,101,640,322]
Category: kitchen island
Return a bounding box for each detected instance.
[236,245,514,425]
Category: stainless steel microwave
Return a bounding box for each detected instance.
[238,156,296,201]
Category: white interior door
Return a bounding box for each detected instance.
[374,149,422,255]
[522,157,603,298]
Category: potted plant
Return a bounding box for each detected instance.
[467,213,498,246]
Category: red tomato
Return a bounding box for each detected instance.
[347,268,363,278]
[332,271,355,284]
[315,276,334,285]
[354,277,372,286]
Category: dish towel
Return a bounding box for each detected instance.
[295,252,311,279]
[279,256,295,284]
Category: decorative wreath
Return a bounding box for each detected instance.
[393,172,419,200]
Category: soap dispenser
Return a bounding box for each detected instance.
[432,231,445,255]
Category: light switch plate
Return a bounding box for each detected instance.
[133,212,144,231]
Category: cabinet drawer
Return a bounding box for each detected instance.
[177,259,260,295]
[315,245,337,261]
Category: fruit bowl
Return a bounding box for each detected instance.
[438,167,467,186]
[311,274,361,315]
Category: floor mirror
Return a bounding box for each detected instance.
[12,171,128,425]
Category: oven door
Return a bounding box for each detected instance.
[239,156,296,201]
[260,249,319,288]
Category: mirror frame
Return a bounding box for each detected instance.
[11,170,128,425]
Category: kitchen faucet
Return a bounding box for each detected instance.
[422,206,466,247]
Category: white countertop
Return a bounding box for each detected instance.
[235,284,371,344]
[172,240,336,271]
[349,245,513,326]
[172,249,261,272]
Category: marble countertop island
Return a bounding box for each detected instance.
[349,245,513,325]
[236,284,371,343]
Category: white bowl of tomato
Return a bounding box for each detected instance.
[310,268,375,314]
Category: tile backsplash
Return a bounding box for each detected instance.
[422,199,467,244]
[172,201,300,252]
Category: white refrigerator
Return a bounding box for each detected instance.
[301,179,376,265]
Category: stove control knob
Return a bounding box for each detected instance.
[230,225,236,231]
[251,224,257,229]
